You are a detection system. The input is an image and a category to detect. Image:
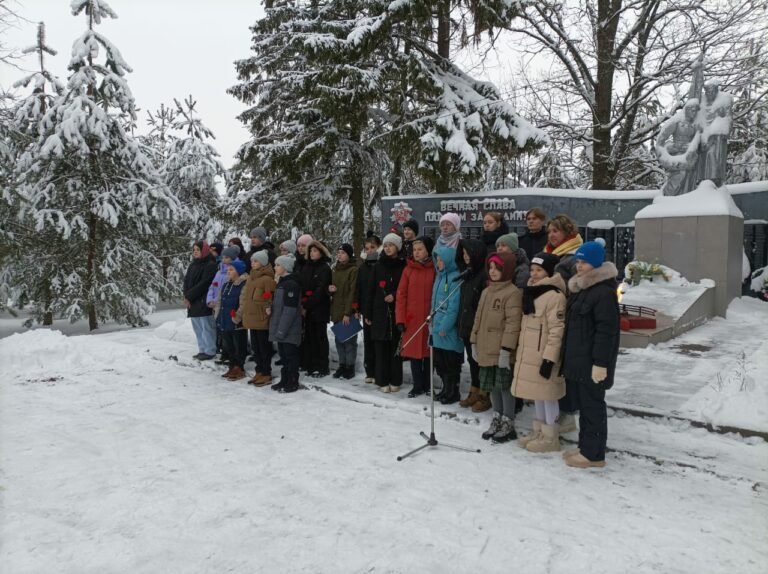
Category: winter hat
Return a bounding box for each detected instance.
[221,246,240,260]
[209,241,224,255]
[382,232,403,251]
[574,240,606,269]
[275,254,295,273]
[486,252,516,282]
[280,239,297,255]
[229,259,246,275]
[439,212,461,232]
[250,227,268,242]
[338,243,354,259]
[530,252,559,277]
[251,250,269,268]
[413,235,434,257]
[496,232,519,252]
[297,234,314,248]
[403,219,419,235]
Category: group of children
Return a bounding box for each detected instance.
[182,210,621,469]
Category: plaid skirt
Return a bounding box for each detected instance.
[479,365,512,393]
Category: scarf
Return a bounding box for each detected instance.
[545,233,583,256]
[436,230,461,250]
[522,284,561,315]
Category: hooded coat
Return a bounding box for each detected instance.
[561,262,621,388]
[269,272,303,345]
[239,263,277,330]
[215,273,248,331]
[183,251,218,318]
[206,261,229,309]
[470,253,523,367]
[365,251,406,341]
[330,258,359,323]
[299,241,332,323]
[395,257,435,359]
[430,246,463,354]
[512,273,567,401]
[455,239,487,340]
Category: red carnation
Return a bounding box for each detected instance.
[379,280,387,288]
[213,282,219,287]
[262,291,273,300]
[306,290,314,296]
[229,309,236,318]
[351,302,359,310]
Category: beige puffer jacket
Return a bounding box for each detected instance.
[512,273,567,401]
[469,280,522,368]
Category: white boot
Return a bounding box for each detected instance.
[517,419,543,449]
[558,413,578,434]
[482,412,502,440]
[526,423,561,453]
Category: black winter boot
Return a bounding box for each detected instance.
[342,365,355,379]
[333,365,346,379]
[280,374,301,393]
[439,375,460,405]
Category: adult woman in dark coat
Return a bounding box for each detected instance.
[560,240,620,468]
[183,240,219,360]
[299,240,333,377]
[364,233,406,392]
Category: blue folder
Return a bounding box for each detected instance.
[331,318,363,342]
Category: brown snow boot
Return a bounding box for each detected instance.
[459,386,480,408]
[226,366,246,381]
[471,392,491,413]
[221,366,236,379]
[526,423,561,453]
[249,373,273,387]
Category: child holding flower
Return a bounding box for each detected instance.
[240,251,277,386]
[215,260,249,381]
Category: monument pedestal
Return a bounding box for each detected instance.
[634,181,743,317]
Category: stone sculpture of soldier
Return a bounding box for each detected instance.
[698,80,733,187]
[656,99,702,196]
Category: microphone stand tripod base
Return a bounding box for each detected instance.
[397,430,481,462]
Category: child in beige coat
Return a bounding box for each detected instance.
[513,253,567,452]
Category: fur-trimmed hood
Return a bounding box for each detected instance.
[306,240,331,261]
[567,262,618,293]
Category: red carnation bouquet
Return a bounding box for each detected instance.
[262,291,273,307]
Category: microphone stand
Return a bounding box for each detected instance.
[397,275,481,461]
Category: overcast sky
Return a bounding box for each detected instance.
[1,0,264,168]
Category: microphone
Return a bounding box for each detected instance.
[453,268,472,281]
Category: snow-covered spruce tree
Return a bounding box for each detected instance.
[4,22,65,324]
[14,1,181,330]
[164,96,227,242]
[348,0,546,194]
[228,0,395,252]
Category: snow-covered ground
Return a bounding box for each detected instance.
[1,301,767,573]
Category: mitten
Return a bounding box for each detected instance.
[591,365,608,384]
[539,359,554,379]
[497,349,511,370]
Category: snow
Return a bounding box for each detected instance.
[635,180,743,219]
[1,301,767,572]
[586,219,615,229]
[751,266,768,294]
[727,180,768,195]
[620,265,713,319]
[683,338,768,433]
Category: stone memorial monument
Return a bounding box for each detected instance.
[656,57,734,195]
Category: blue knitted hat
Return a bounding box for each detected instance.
[229,259,246,275]
[574,241,605,268]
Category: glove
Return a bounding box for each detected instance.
[471,344,478,362]
[591,365,608,384]
[497,349,511,370]
[539,359,554,380]
[397,323,406,333]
